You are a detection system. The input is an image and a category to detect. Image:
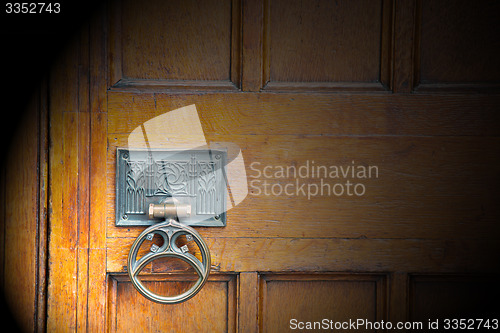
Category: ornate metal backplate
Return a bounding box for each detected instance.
[116,148,227,227]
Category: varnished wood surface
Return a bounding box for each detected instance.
[105,92,500,242]
[238,272,259,333]
[45,18,108,332]
[104,0,500,326]
[106,134,500,240]
[119,0,233,82]
[267,0,385,83]
[108,274,237,332]
[1,87,45,333]
[47,35,85,331]
[107,92,500,136]
[260,274,385,332]
[418,0,500,84]
[107,237,500,274]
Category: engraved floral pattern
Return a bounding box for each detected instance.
[126,161,145,214]
[197,162,216,214]
[155,161,189,195]
[121,151,221,221]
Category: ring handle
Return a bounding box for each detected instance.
[127,219,211,304]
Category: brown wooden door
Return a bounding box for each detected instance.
[2,0,500,332]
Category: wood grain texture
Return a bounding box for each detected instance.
[393,0,417,93]
[260,274,385,332]
[108,274,236,332]
[106,134,500,240]
[389,272,409,331]
[107,92,500,136]
[105,90,500,285]
[47,36,81,332]
[108,0,122,86]
[25,1,500,331]
[87,8,109,330]
[242,0,264,91]
[120,0,232,81]
[264,0,391,91]
[2,86,43,333]
[417,0,500,86]
[107,237,500,274]
[46,15,109,331]
[86,112,107,331]
[36,79,49,333]
[76,28,91,333]
[238,272,259,333]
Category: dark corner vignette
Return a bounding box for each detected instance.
[0,0,105,331]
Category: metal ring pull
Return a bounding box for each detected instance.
[127,218,211,304]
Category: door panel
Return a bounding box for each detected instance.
[109,0,241,89]
[120,0,233,81]
[265,0,392,90]
[260,274,386,332]
[109,274,236,332]
[417,0,500,85]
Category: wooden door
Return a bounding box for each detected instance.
[2,0,500,332]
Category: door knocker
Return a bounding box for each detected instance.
[116,148,226,304]
[127,201,211,304]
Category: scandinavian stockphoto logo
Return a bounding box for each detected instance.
[248,160,379,199]
[125,103,378,212]
[125,104,249,224]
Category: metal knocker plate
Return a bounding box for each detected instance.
[127,219,211,304]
